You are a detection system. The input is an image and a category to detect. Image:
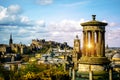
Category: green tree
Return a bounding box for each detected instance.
[0,65,12,80]
[9,63,70,80]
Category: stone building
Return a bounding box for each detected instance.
[31,39,43,50]
[107,52,120,80]
[9,34,23,54]
[72,35,81,70]
[77,15,110,80]
[111,52,120,72]
[0,34,23,54]
[0,44,7,54]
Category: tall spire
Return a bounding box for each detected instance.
[9,33,13,45]
[10,33,12,39]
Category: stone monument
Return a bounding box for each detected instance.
[78,15,110,80]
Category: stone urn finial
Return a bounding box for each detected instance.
[92,15,96,20]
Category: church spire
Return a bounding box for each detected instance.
[9,33,13,45]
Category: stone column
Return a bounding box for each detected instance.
[96,31,101,57]
[100,31,105,57]
[72,68,75,80]
[96,31,99,57]
[99,31,102,56]
[86,31,88,57]
[91,31,95,57]
[69,67,72,77]
[90,31,92,57]
[109,68,112,80]
[102,31,105,57]
[89,71,93,80]
[98,31,101,57]
[83,31,86,57]
[101,31,103,57]
[89,65,93,80]
[94,31,97,57]
[89,31,91,56]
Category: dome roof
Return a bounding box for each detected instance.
[112,53,120,60]
[81,15,108,26]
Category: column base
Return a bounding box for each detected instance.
[77,63,109,80]
[79,56,110,64]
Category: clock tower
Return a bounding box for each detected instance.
[72,35,81,70]
[74,35,80,53]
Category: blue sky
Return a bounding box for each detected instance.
[0,0,120,47]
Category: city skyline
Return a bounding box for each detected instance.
[0,0,120,47]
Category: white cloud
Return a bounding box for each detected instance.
[7,5,22,15]
[102,20,119,27]
[0,5,47,44]
[35,20,45,27]
[109,22,118,27]
[43,19,84,46]
[0,19,83,46]
[0,5,45,27]
[105,28,120,47]
[36,0,53,5]
[0,6,7,20]
[0,5,30,26]
[47,19,83,32]
[102,20,107,23]
[20,16,30,23]
[18,28,29,34]
[61,1,90,7]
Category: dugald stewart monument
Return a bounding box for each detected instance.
[77,15,110,80]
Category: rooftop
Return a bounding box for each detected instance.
[81,15,108,26]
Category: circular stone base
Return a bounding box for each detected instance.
[77,63,109,80]
[78,64,107,72]
[79,57,110,64]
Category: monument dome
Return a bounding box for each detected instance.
[112,53,120,61]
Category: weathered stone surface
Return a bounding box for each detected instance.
[79,57,110,64]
